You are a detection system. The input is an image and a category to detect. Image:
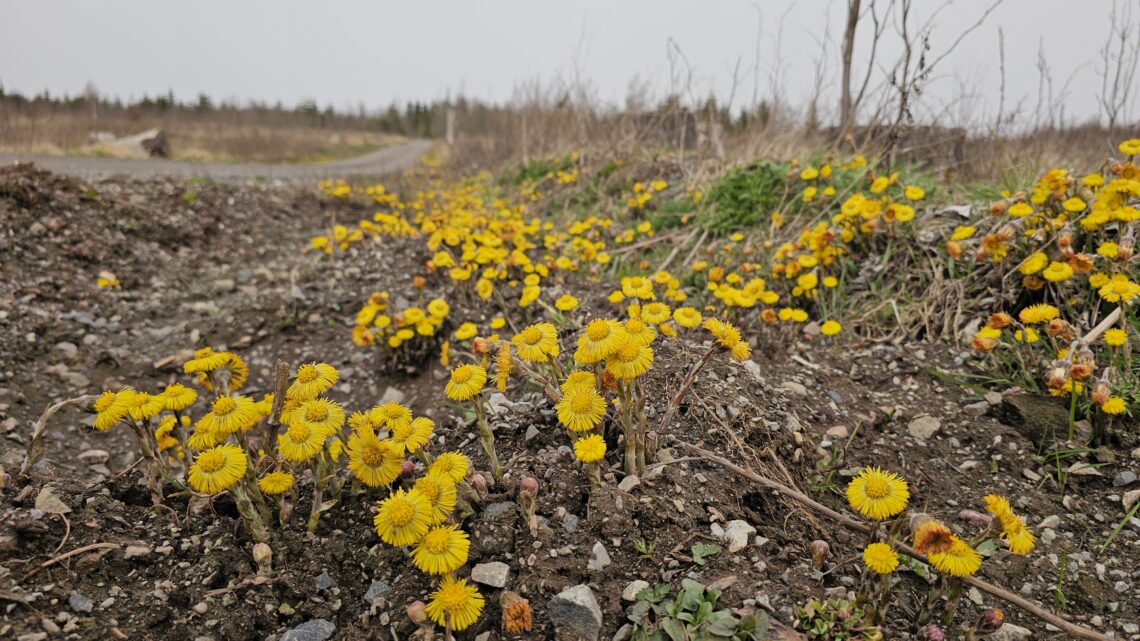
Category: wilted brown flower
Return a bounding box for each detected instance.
[987,312,1013,330]
[501,592,533,635]
[913,519,955,555]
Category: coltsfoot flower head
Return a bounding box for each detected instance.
[188,444,247,494]
[413,473,458,524]
[502,592,533,634]
[621,318,657,346]
[862,542,899,574]
[126,391,164,422]
[277,422,326,462]
[556,388,607,432]
[928,536,982,577]
[374,488,432,546]
[1018,304,1059,324]
[573,434,607,463]
[288,362,339,400]
[703,318,742,349]
[820,320,842,336]
[425,576,484,632]
[430,452,470,483]
[257,470,295,495]
[673,306,703,329]
[92,390,132,431]
[392,416,434,453]
[159,383,198,412]
[411,524,470,575]
[197,395,259,438]
[347,431,403,487]
[604,340,654,380]
[561,370,597,394]
[445,364,487,401]
[294,398,346,437]
[512,323,559,362]
[913,519,955,555]
[846,466,909,520]
[575,319,623,364]
[371,402,412,429]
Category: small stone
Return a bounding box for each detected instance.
[379,386,405,405]
[471,562,510,588]
[825,425,848,439]
[1123,489,1140,511]
[907,415,941,439]
[68,591,93,614]
[40,618,61,634]
[1038,515,1061,529]
[988,623,1031,641]
[622,580,649,601]
[1113,470,1137,487]
[963,401,989,417]
[1040,528,1057,545]
[525,425,540,442]
[17,634,48,641]
[1066,462,1103,476]
[1022,468,1043,482]
[364,580,391,601]
[192,602,208,614]
[35,487,71,514]
[780,381,807,397]
[984,391,1003,405]
[488,392,513,414]
[548,585,603,641]
[588,542,612,572]
[54,342,78,358]
[280,619,336,641]
[617,475,640,493]
[315,571,333,590]
[721,520,756,553]
[278,603,296,616]
[612,623,634,641]
[563,514,580,533]
[123,545,150,559]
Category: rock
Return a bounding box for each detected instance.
[563,514,580,533]
[962,401,989,417]
[987,623,1031,641]
[54,341,78,359]
[315,571,333,590]
[825,425,848,439]
[1066,462,1103,477]
[994,394,1069,445]
[741,360,764,383]
[779,381,807,397]
[35,487,71,514]
[123,545,150,559]
[525,425,540,442]
[1038,515,1061,529]
[1123,489,1140,511]
[17,633,47,641]
[68,591,93,614]
[622,580,649,601]
[212,278,236,293]
[379,386,405,405]
[471,562,510,588]
[365,580,391,601]
[984,391,1003,405]
[721,520,756,553]
[488,392,513,414]
[617,475,640,493]
[612,623,634,641]
[78,449,110,464]
[907,415,941,439]
[483,501,516,520]
[1113,470,1137,487]
[587,542,612,572]
[548,585,603,641]
[280,619,336,641]
[192,602,208,614]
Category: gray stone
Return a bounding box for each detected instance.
[525,425,540,442]
[78,449,110,464]
[825,425,848,439]
[488,392,513,414]
[779,381,807,397]
[721,520,756,553]
[280,619,336,641]
[54,342,78,358]
[471,562,510,588]
[123,545,150,559]
[548,585,603,641]
[34,487,71,514]
[1123,489,1140,511]
[315,571,333,590]
[907,415,941,439]
[962,401,990,417]
[1038,515,1061,529]
[17,633,48,641]
[987,623,1031,641]
[1113,470,1137,487]
[379,386,405,405]
[622,580,650,601]
[484,501,516,520]
[365,580,391,601]
[612,623,634,641]
[562,514,580,533]
[617,475,640,493]
[68,591,93,614]
[587,542,611,572]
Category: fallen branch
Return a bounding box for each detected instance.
[679,444,1111,641]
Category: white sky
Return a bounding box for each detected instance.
[0,0,1132,128]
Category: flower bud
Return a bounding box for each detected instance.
[987,312,1012,330]
[973,608,1005,635]
[470,472,488,497]
[1118,234,1135,260]
[401,460,415,476]
[407,600,429,625]
[1044,362,1070,390]
[811,540,830,570]
[923,624,946,641]
[252,543,273,576]
[501,592,533,634]
[1093,381,1111,406]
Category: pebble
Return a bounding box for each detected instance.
[365,580,391,601]
[67,591,93,614]
[988,623,1031,641]
[471,562,511,588]
[1123,489,1140,511]
[587,542,612,572]
[617,475,640,493]
[280,619,336,641]
[548,585,603,641]
[315,571,333,590]
[622,580,649,601]
[525,425,540,442]
[1038,515,1061,528]
[123,545,151,559]
[779,381,807,397]
[192,603,208,614]
[825,425,848,439]
[907,415,941,439]
[1113,470,1137,487]
[563,513,580,533]
[720,520,756,553]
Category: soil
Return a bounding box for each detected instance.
[1,163,1138,641]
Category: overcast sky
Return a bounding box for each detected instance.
[0,0,1131,127]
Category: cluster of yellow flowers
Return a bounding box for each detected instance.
[844,466,1034,627]
[965,139,1140,430]
[351,292,452,350]
[626,178,669,209]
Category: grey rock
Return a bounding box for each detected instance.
[563,513,580,533]
[721,520,756,553]
[78,449,110,464]
[963,401,990,416]
[17,633,48,641]
[484,501,516,520]
[281,619,336,641]
[1113,470,1137,487]
[525,425,540,442]
[622,580,649,601]
[549,585,603,641]
[612,623,634,641]
[68,591,93,614]
[779,381,807,397]
[471,562,510,588]
[123,545,150,559]
[617,475,640,493]
[488,392,513,414]
[587,542,612,572]
[1123,489,1140,511]
[988,623,1031,641]
[825,425,848,439]
[1038,515,1061,529]
[379,386,405,405]
[365,580,391,601]
[907,415,941,439]
[54,341,78,358]
[315,571,333,590]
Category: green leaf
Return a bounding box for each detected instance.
[661,618,689,641]
[705,610,740,637]
[975,538,998,557]
[691,543,721,566]
[897,554,931,581]
[678,579,706,610]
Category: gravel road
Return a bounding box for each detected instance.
[0,139,432,181]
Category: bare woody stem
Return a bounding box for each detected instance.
[473,395,502,481]
[230,481,270,543]
[19,395,98,477]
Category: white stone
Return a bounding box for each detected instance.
[622,580,649,601]
[907,415,941,439]
[721,520,756,553]
[470,562,510,588]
